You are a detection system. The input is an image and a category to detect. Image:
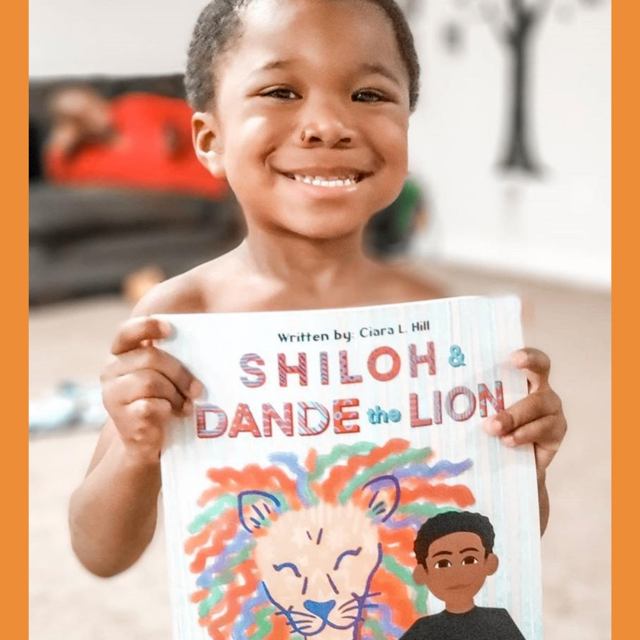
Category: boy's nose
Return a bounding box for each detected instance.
[298,102,355,148]
[299,124,352,148]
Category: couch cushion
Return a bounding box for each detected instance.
[29,185,240,242]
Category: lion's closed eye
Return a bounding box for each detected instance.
[333,547,362,571]
[273,562,302,578]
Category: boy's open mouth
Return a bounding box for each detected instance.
[280,170,370,188]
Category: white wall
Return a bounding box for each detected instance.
[29,0,611,289]
[409,2,611,289]
[29,0,208,78]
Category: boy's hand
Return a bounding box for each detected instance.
[483,348,567,482]
[101,317,203,464]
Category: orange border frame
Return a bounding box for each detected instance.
[613,3,625,638]
[9,1,27,638]
[19,2,616,639]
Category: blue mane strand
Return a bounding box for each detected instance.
[196,529,255,588]
[393,458,473,480]
[268,452,316,507]
[378,601,405,637]
[233,588,269,639]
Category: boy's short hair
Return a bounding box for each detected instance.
[185,0,421,113]
[414,511,496,567]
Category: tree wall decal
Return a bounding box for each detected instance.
[444,0,608,178]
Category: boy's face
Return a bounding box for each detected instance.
[194,0,411,241]
[413,532,499,610]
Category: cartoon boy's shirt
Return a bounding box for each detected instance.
[400,606,526,640]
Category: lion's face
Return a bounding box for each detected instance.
[254,503,383,636]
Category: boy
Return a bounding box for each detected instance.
[69,0,566,580]
[402,511,525,639]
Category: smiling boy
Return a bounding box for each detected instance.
[69,0,566,583]
[401,511,526,640]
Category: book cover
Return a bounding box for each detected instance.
[158,296,541,640]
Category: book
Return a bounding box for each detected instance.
[158,296,542,640]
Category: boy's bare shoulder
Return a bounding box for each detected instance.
[132,253,239,316]
[130,253,446,316]
[367,262,447,304]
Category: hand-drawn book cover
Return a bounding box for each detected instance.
[158,296,542,640]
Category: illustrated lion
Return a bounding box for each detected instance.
[185,439,475,639]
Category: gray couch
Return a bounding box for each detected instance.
[29,74,243,305]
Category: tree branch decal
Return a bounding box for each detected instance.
[450,0,606,177]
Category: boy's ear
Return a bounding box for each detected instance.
[192,111,226,179]
[413,564,428,586]
[486,553,499,576]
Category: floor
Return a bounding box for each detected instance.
[28,264,611,640]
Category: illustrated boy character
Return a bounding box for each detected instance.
[401,511,526,640]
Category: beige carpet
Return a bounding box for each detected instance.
[29,265,611,640]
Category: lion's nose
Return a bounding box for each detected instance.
[303,599,336,620]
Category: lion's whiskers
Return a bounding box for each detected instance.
[338,596,358,612]
[338,590,381,613]
[275,609,315,620]
[342,614,365,623]
[341,603,379,614]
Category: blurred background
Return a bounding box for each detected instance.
[29,1,611,639]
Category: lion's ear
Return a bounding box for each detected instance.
[358,475,400,524]
[238,490,282,533]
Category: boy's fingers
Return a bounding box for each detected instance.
[111,317,173,356]
[128,397,173,424]
[499,415,565,450]
[483,389,562,436]
[106,347,203,400]
[114,370,188,414]
[511,348,551,391]
[500,415,567,474]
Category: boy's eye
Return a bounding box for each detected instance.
[434,559,452,569]
[461,556,479,565]
[352,90,387,103]
[261,88,298,101]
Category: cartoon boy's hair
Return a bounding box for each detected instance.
[185,0,421,112]
[414,511,496,567]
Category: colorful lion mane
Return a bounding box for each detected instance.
[185,438,474,640]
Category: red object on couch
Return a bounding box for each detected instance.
[46,93,228,200]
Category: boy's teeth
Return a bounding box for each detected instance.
[293,174,357,187]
